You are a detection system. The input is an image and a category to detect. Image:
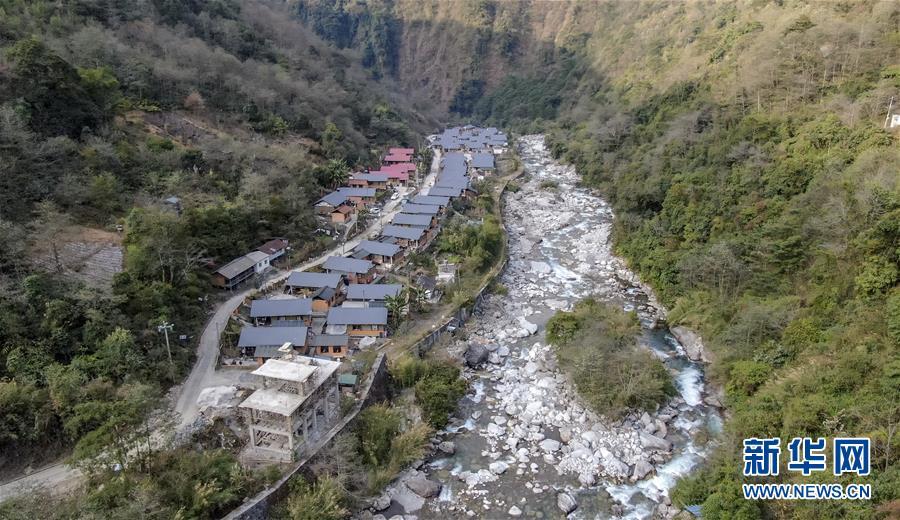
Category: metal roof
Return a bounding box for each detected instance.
[250,298,313,318]
[381,225,425,240]
[392,213,432,227]
[216,251,268,279]
[323,256,374,274]
[237,326,308,348]
[400,203,440,215]
[285,271,342,289]
[317,191,349,207]
[412,195,451,207]
[427,186,462,197]
[470,152,495,169]
[326,306,388,325]
[351,173,389,182]
[346,283,402,300]
[354,240,401,257]
[337,187,376,197]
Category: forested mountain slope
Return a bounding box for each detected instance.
[0,0,436,493]
[294,1,900,518]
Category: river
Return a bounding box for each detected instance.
[379,135,721,519]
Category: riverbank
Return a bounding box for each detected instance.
[367,136,721,520]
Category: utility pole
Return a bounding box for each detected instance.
[157,322,174,366]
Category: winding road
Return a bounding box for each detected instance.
[0,150,442,503]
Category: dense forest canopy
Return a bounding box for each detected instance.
[294,1,900,518]
[0,0,436,484]
[0,0,898,518]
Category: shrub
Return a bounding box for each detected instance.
[549,299,676,417]
[414,363,468,428]
[285,476,349,520]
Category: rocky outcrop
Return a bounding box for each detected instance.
[670,326,710,363]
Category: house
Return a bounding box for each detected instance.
[307,334,350,359]
[315,191,349,215]
[250,297,315,326]
[237,326,309,361]
[380,225,427,250]
[239,356,341,461]
[325,307,388,338]
[284,272,344,311]
[213,251,270,289]
[323,256,376,284]
[337,187,377,208]
[330,204,354,224]
[470,152,495,173]
[411,195,451,208]
[388,147,414,159]
[441,152,467,178]
[351,240,404,267]
[378,164,413,186]
[391,212,436,229]
[348,172,389,190]
[435,177,476,199]
[345,283,402,307]
[257,239,289,264]
[400,203,440,216]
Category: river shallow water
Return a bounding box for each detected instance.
[380,136,721,519]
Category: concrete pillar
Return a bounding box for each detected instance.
[286,415,293,452]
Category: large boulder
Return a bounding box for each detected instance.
[639,431,673,452]
[632,460,654,480]
[670,326,709,363]
[405,477,442,498]
[517,317,539,336]
[464,343,489,368]
[557,491,578,514]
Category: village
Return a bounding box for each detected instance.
[195,126,508,464]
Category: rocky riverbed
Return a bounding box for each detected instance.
[366,136,722,520]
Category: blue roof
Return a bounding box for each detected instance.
[392,213,433,227]
[238,326,308,348]
[470,152,495,169]
[354,240,401,257]
[285,271,342,289]
[412,195,451,206]
[400,203,440,215]
[317,191,349,207]
[381,225,425,240]
[250,298,313,318]
[346,284,402,300]
[323,256,374,274]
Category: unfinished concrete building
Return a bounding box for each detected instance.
[239,355,341,462]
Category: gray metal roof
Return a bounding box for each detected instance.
[435,177,471,190]
[392,213,432,227]
[337,187,376,197]
[216,251,268,279]
[441,153,467,177]
[317,191,349,207]
[470,152,495,169]
[427,186,462,197]
[250,298,313,318]
[351,173,389,182]
[238,326,309,348]
[412,195,451,207]
[285,271,342,289]
[346,283,402,301]
[324,256,374,274]
[381,225,425,240]
[400,203,440,215]
[326,306,388,325]
[354,240,401,257]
